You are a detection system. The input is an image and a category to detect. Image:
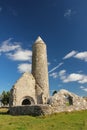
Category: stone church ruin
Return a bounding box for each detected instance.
[9,37,87,116]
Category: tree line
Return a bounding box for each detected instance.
[0,91,10,106]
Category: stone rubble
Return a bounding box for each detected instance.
[48,89,87,112]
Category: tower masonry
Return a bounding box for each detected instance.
[32,36,49,104]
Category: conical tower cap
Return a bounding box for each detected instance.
[34,36,45,45]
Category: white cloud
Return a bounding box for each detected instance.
[59,70,66,80]
[74,51,87,62]
[0,38,32,61]
[48,62,63,73]
[63,50,77,60]
[59,70,66,76]
[63,73,83,83]
[59,70,87,84]
[49,72,58,79]
[18,63,31,73]
[64,9,72,17]
[63,50,87,62]
[0,38,21,53]
[80,86,87,92]
[82,88,87,92]
[6,49,32,61]
[64,9,76,19]
[80,86,84,89]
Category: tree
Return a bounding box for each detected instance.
[1,91,10,106]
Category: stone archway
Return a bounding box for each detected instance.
[22,99,31,105]
[21,96,35,106]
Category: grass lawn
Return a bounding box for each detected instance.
[0,108,87,130]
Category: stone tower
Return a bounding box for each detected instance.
[32,36,49,104]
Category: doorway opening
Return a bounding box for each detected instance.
[22,99,31,105]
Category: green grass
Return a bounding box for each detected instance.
[0,108,87,130]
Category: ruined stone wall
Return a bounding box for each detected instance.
[10,105,52,116]
[10,89,87,116]
[9,73,36,106]
[32,37,49,104]
[10,102,87,116]
[48,89,87,112]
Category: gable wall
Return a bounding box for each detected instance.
[10,73,36,106]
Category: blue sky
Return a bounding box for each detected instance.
[0,0,87,96]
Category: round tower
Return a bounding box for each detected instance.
[32,36,49,104]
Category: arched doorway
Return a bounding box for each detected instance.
[21,96,35,106]
[22,99,31,105]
